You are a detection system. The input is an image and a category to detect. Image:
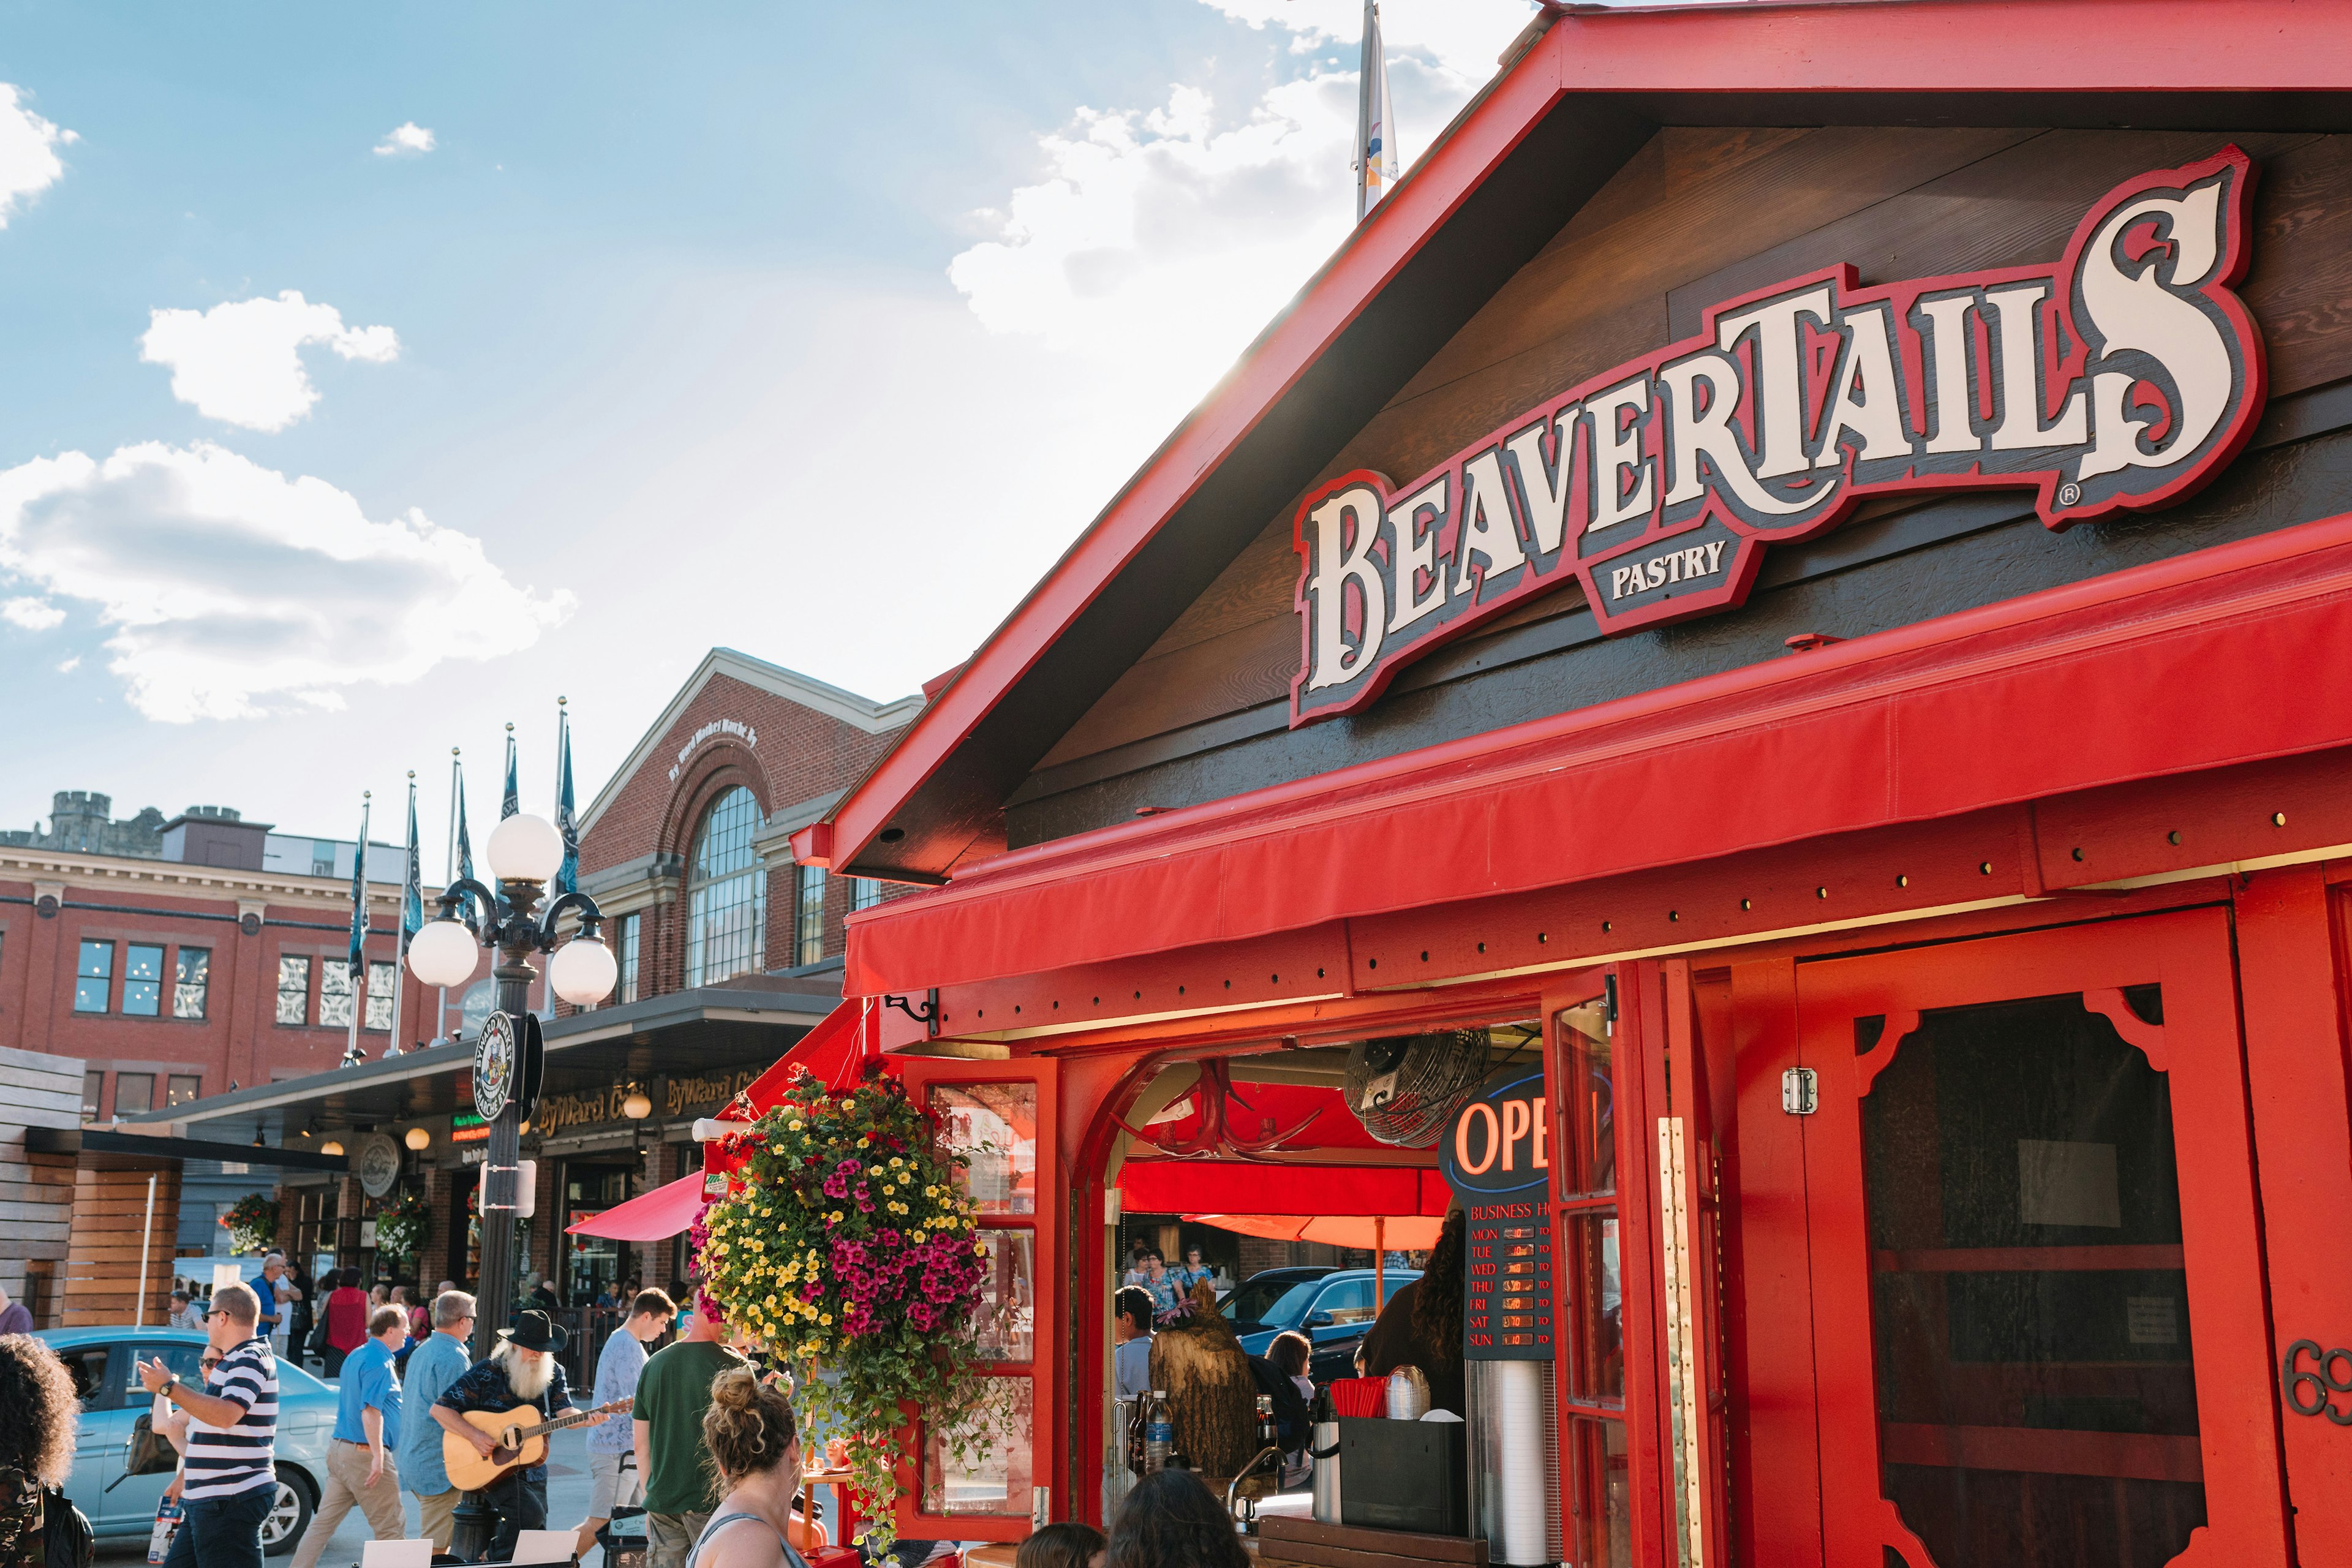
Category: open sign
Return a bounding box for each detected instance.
[1442,1066,1548,1197]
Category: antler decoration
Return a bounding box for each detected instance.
[1135,1057,1323,1158]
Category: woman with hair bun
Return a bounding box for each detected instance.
[682,1367,813,1568]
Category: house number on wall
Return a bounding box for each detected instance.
[2280,1341,2352,1423]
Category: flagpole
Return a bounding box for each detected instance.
[1356,0,1376,222]
[342,793,371,1068]
[440,748,459,1044]
[388,772,417,1057]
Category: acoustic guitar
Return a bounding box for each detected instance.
[443,1397,633,1491]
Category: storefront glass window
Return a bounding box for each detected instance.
[173,948,209,1019]
[929,1082,1038,1216]
[688,786,766,987]
[277,955,311,1025]
[921,1379,1033,1515]
[972,1229,1035,1362]
[1863,993,2201,1568]
[1567,1416,1632,1568]
[123,944,164,1016]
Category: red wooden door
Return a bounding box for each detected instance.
[1794,910,2285,1568]
[893,1055,1060,1543]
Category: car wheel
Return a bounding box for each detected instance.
[260,1468,314,1556]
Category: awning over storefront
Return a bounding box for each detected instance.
[565,1168,708,1241]
[845,511,2352,996]
[1187,1213,1445,1251]
[1120,1158,1451,1218]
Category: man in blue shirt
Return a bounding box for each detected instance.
[572,1288,674,1559]
[399,1289,478,1551]
[290,1305,409,1568]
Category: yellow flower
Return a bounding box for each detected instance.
[820,1313,834,1326]
[790,1120,804,1131]
[973,1242,986,1255]
[858,1136,870,1146]
[829,1211,843,1223]
[882,1185,895,1196]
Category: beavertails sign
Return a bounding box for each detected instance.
[1290,148,2266,726]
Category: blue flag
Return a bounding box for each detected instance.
[555,699,579,896]
[402,782,424,944]
[501,724,519,819]
[347,795,371,981]
[453,756,476,884]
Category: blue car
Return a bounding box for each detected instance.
[1225,1267,1420,1385]
[37,1327,334,1556]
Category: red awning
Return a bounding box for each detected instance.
[845,512,2352,996]
[1120,1158,1451,1218]
[1188,1213,1446,1251]
[737,997,883,1115]
[565,1169,707,1241]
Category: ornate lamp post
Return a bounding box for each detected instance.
[405,809,616,1562]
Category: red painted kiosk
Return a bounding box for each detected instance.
[780,5,2352,1563]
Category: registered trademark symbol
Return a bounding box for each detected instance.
[2059,482,2082,507]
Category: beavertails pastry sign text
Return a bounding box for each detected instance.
[1289,148,2267,726]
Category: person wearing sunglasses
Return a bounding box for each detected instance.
[398,1291,478,1551]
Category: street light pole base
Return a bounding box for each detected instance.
[449,1489,498,1562]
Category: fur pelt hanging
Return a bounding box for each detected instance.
[1146,1280,1259,1479]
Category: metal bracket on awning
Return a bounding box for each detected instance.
[883,988,940,1038]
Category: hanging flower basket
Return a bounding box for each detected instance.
[696,1065,998,1553]
[372,1186,431,1262]
[220,1193,277,1256]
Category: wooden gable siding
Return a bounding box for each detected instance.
[1021,126,2352,818]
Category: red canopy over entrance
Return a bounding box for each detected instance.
[1118,1158,1450,1218]
[1186,1213,1445,1250]
[565,1169,707,1242]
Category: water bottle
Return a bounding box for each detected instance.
[1144,1389,1174,1474]
[1256,1393,1278,1450]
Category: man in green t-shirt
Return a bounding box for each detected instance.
[632,1298,750,1568]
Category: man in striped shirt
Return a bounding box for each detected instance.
[138,1281,279,1568]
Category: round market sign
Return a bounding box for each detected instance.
[473,1011,516,1122]
[353,1132,402,1199]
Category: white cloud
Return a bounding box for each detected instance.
[55,655,78,673]
[0,82,77,227]
[374,121,435,157]
[946,1,1528,421]
[1,595,63,630]
[140,292,400,432]
[0,442,574,722]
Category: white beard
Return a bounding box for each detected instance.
[497,1345,556,1402]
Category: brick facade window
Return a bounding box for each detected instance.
[796,862,825,966]
[81,1070,102,1118]
[74,940,112,1013]
[276,954,312,1025]
[173,948,210,1019]
[115,1072,154,1115]
[616,913,639,1004]
[851,877,884,913]
[687,786,764,987]
[321,962,355,1028]
[123,943,165,1017]
[166,1074,200,1107]
[364,959,396,1031]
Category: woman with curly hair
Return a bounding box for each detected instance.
[1357,1207,1466,1417]
[0,1332,80,1568]
[677,1367,816,1568]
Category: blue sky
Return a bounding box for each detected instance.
[0,1,1534,858]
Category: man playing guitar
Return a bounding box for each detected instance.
[429,1309,608,1561]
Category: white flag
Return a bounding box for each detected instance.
[1356,0,1398,222]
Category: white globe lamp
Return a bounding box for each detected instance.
[407,918,481,989]
[486,812,565,883]
[548,933,619,1007]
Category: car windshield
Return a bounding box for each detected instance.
[1226,1278,1323,1329]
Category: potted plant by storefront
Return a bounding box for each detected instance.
[372,1186,432,1267]
[695,1065,998,1554]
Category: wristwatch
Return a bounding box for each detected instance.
[162,1375,181,1400]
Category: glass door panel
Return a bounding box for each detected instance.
[895,1056,1058,1544]
[1796,910,2285,1568]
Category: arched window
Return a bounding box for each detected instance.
[687,786,766,987]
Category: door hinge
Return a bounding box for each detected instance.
[1781,1067,1818,1116]
[1030,1485,1051,1528]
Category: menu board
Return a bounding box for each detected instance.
[1441,1064,1560,1362]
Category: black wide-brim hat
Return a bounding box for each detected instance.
[499,1308,568,1354]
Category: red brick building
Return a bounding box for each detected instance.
[141,649,922,1329]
